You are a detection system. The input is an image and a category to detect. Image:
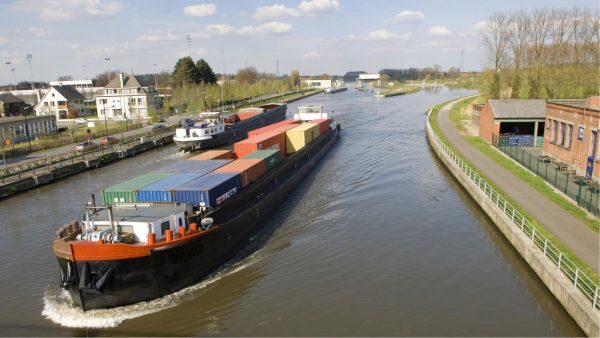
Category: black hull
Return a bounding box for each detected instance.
[176,104,287,152]
[58,125,340,310]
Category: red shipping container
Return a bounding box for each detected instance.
[306,118,332,135]
[234,131,286,159]
[188,149,234,160]
[215,159,266,187]
[248,119,301,137]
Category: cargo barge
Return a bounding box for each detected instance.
[173,103,287,152]
[52,107,340,311]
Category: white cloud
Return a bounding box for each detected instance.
[136,29,179,42]
[303,51,320,58]
[297,0,340,15]
[29,27,48,37]
[236,21,292,36]
[254,4,299,21]
[0,36,8,45]
[176,48,207,58]
[205,24,235,36]
[11,0,121,21]
[392,10,424,22]
[183,4,217,17]
[428,26,451,36]
[471,21,489,32]
[190,21,292,39]
[347,30,412,41]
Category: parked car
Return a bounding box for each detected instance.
[100,136,118,145]
[152,124,166,131]
[75,141,97,152]
[75,118,87,125]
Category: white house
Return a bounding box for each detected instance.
[303,79,332,89]
[95,73,159,120]
[34,85,89,120]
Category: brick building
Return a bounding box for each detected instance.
[543,96,599,179]
[478,99,546,146]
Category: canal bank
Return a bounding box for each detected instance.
[426,102,600,337]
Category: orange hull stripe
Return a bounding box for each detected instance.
[69,227,218,261]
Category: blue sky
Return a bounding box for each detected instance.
[0,0,597,84]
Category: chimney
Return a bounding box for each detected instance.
[119,73,124,88]
[586,96,600,109]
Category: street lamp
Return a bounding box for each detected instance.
[82,65,87,79]
[26,53,34,90]
[153,63,158,87]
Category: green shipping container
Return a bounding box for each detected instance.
[102,172,173,205]
[242,149,281,171]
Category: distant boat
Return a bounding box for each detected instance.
[173,103,287,152]
[324,80,348,94]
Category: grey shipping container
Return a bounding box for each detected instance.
[173,172,241,207]
[136,173,205,202]
[156,159,232,173]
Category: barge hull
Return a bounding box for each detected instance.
[58,126,339,310]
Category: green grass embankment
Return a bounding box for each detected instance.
[429,98,599,282]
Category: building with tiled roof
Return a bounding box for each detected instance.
[34,85,91,120]
[0,93,27,117]
[95,73,159,120]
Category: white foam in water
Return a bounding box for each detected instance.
[42,253,261,328]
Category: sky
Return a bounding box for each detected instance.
[0,0,597,84]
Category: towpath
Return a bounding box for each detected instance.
[436,100,600,274]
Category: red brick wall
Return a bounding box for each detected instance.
[478,103,499,144]
[543,102,600,178]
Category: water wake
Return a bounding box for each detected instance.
[41,252,261,329]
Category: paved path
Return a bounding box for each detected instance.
[437,101,600,274]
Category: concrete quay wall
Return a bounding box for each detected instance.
[425,116,599,337]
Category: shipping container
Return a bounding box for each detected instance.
[136,173,204,202]
[306,118,332,135]
[237,108,264,121]
[285,123,320,154]
[173,173,241,208]
[234,131,286,159]
[242,149,281,171]
[247,119,301,137]
[188,150,235,160]
[215,159,266,187]
[156,159,232,173]
[102,172,172,205]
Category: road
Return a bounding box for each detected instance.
[437,100,600,274]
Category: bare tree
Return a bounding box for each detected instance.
[547,8,571,66]
[527,8,552,67]
[481,12,511,70]
[507,10,530,69]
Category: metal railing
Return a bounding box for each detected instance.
[428,121,600,310]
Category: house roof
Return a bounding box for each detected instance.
[488,99,547,119]
[547,99,600,112]
[52,85,86,101]
[105,73,143,89]
[0,93,24,104]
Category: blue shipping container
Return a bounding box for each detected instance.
[173,172,241,207]
[136,173,205,202]
[156,159,232,173]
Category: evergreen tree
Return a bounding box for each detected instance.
[196,59,217,84]
[171,57,199,87]
[490,72,501,99]
[510,73,521,99]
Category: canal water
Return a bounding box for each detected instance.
[0,88,584,336]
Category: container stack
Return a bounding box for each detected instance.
[215,159,266,188]
[102,173,172,205]
[188,150,235,160]
[234,132,286,159]
[247,120,301,137]
[285,123,319,154]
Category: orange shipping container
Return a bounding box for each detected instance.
[234,131,286,159]
[248,119,301,137]
[188,149,235,160]
[215,159,266,187]
[237,108,263,121]
[306,118,332,135]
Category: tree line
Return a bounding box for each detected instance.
[481,7,599,99]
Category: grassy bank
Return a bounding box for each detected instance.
[429,98,599,282]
